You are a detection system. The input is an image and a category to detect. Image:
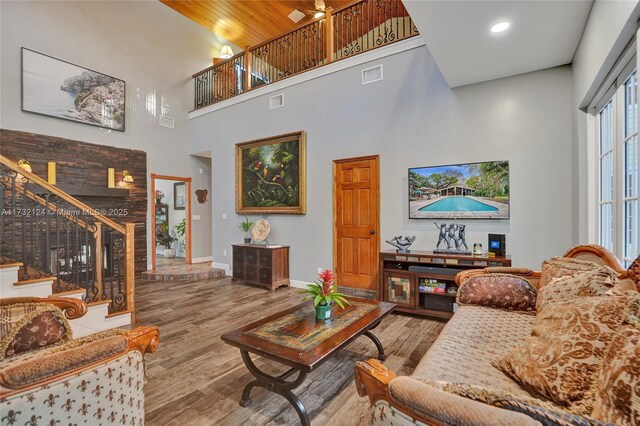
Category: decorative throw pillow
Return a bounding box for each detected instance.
[627,255,640,291]
[540,257,612,288]
[493,295,633,414]
[589,326,640,426]
[0,303,72,359]
[536,269,618,311]
[457,274,537,313]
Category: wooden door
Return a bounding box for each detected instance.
[333,155,380,291]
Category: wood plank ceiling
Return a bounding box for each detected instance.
[160,0,354,50]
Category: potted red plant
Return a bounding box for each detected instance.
[300,270,350,320]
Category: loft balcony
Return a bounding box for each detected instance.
[191,0,419,110]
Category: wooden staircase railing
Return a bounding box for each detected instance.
[0,154,135,318]
[192,0,419,109]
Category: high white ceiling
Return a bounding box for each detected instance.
[404,0,593,88]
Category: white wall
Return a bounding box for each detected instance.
[189,46,574,282]
[571,0,640,244]
[0,1,233,268]
[190,155,213,261]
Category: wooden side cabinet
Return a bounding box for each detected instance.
[232,244,290,291]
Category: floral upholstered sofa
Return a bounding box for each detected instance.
[355,245,640,426]
[0,297,159,425]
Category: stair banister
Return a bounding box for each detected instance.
[0,154,126,234]
[0,154,135,318]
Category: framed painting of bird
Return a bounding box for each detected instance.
[235,131,306,214]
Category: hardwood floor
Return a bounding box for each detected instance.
[136,278,446,425]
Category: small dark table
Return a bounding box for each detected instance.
[221,298,396,425]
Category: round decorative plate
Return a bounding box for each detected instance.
[251,218,271,242]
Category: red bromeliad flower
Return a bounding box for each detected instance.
[300,269,350,308]
[318,269,333,294]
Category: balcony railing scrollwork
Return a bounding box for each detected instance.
[192,0,419,109]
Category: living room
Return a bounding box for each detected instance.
[0,0,638,425]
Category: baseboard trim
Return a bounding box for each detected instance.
[192,256,213,264]
[212,262,231,276]
[289,279,308,289]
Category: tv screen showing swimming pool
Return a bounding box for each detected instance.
[408,161,510,219]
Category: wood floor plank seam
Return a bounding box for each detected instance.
[136,277,445,425]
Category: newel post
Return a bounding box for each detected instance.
[94,223,103,298]
[325,7,334,64]
[125,223,135,322]
[244,46,252,91]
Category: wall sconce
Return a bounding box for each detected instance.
[17,159,32,173]
[122,170,134,183]
[220,45,234,59]
[47,162,57,185]
[108,168,115,188]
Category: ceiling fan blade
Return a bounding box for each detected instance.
[315,0,326,11]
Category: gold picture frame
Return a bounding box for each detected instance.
[235,131,306,215]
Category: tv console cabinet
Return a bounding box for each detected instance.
[232,244,290,291]
[379,250,511,320]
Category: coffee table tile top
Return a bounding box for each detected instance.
[246,302,378,351]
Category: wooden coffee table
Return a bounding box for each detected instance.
[221,298,396,425]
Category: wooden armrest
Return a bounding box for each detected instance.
[0,326,159,399]
[563,244,625,272]
[354,358,397,404]
[126,325,160,355]
[0,296,88,319]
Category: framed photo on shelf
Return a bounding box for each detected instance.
[174,182,185,210]
[235,131,306,214]
[21,47,125,131]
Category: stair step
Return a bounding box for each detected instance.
[15,276,55,286]
[0,262,23,269]
[142,267,226,282]
[69,301,111,338]
[51,288,86,300]
[1,276,54,299]
[0,262,132,336]
[105,309,133,319]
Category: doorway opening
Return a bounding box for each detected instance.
[150,174,192,271]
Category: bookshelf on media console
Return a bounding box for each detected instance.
[379,250,511,320]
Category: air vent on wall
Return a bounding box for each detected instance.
[159,115,175,128]
[362,64,383,85]
[270,93,285,109]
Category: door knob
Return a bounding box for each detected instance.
[370,230,376,235]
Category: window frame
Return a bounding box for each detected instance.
[592,54,638,266]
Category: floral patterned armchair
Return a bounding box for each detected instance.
[0,297,159,425]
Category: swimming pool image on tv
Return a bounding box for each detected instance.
[419,196,499,212]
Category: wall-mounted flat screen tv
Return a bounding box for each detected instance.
[409,161,510,219]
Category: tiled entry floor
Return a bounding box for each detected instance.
[142,257,226,282]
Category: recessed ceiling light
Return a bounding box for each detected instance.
[491,22,511,33]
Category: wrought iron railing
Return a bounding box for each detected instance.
[0,155,135,316]
[192,0,419,109]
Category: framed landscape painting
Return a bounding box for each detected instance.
[21,48,125,131]
[235,131,306,214]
